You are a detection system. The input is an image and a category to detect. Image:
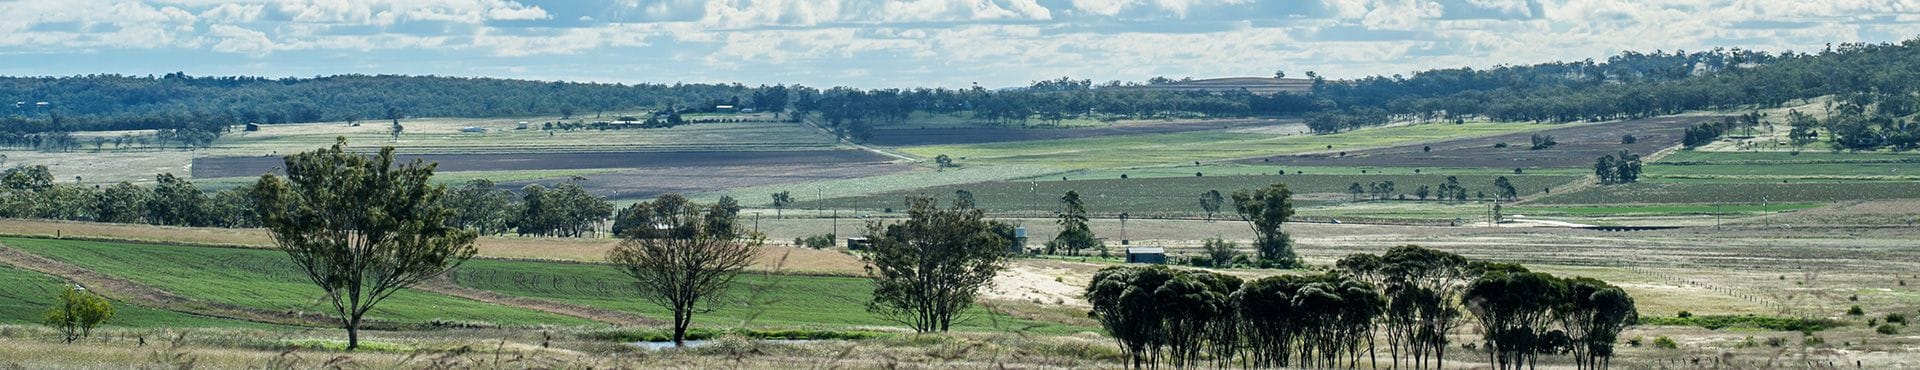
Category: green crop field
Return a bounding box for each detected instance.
[0,238,595,328]
[450,260,1090,334]
[793,173,1582,217]
[1646,163,1920,180]
[1657,150,1920,164]
[0,263,272,329]
[1528,181,1920,205]
[1035,164,1589,181]
[900,121,1553,168]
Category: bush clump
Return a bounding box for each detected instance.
[1877,324,1901,335]
[1652,336,1678,349]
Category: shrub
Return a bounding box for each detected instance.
[1765,337,1788,347]
[1638,314,1842,332]
[1877,324,1900,335]
[1848,305,1865,316]
[1802,335,1824,346]
[1627,337,1643,347]
[794,233,836,249]
[1652,336,1678,349]
[1887,313,1908,325]
[1677,310,1693,318]
[1493,142,1509,148]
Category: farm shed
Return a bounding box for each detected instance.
[1125,247,1166,264]
[846,237,870,251]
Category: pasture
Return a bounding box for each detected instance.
[0,237,596,328]
[790,173,1583,218]
[897,120,1553,168]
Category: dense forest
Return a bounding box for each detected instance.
[4,37,1919,149]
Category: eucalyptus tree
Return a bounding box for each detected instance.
[1231,182,1298,268]
[863,196,1010,332]
[608,195,761,347]
[250,138,478,351]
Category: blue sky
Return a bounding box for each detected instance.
[1,0,1916,88]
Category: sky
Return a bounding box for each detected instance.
[1,0,1916,88]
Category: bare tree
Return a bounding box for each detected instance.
[608,195,762,347]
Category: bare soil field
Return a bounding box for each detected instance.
[1244,116,1713,168]
[865,118,1295,146]
[190,149,895,178]
[497,162,913,200]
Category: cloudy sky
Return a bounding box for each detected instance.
[1,0,1916,88]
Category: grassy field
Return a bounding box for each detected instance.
[1530,181,1920,205]
[1030,164,1589,181]
[0,264,272,329]
[792,173,1582,217]
[451,259,1091,335]
[898,121,1554,168]
[0,237,596,327]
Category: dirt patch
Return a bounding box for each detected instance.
[865,118,1294,146]
[1244,116,1715,168]
[191,150,895,178]
[497,163,913,200]
[984,259,1098,307]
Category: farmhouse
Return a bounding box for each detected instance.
[1125,247,1166,264]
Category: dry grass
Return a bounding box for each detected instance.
[0,218,869,275]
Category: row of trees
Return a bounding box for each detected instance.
[0,167,260,228]
[0,164,624,237]
[1087,245,1638,369]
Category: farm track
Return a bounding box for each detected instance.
[421,273,660,326]
[0,242,333,327]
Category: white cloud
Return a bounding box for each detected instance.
[201,3,267,23]
[207,24,275,55]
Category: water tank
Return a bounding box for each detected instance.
[1014,227,1027,238]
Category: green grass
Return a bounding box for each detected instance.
[0,264,274,328]
[1639,315,1844,332]
[1530,181,1920,205]
[1033,164,1589,181]
[1657,150,1920,164]
[688,165,1063,207]
[793,173,1582,217]
[0,238,595,328]
[451,259,1092,335]
[902,121,1555,168]
[1647,162,1920,180]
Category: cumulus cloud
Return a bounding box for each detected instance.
[2,0,1919,87]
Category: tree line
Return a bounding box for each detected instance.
[1087,245,1637,369]
[0,165,625,237]
[11,38,1920,147]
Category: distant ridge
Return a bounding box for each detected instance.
[1119,77,1313,95]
